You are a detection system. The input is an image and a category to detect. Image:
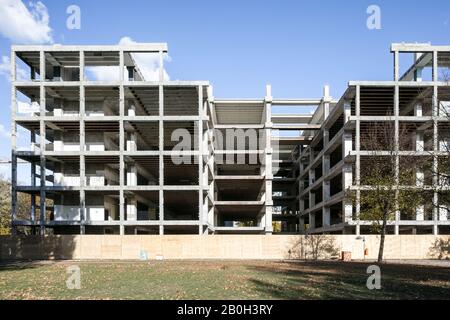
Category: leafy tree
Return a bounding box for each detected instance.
[348,122,425,262]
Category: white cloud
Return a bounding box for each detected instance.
[0,55,28,81]
[85,66,120,82]
[0,0,53,44]
[87,37,170,81]
[0,124,10,138]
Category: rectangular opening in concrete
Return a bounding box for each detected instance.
[15,51,41,81]
[163,87,198,116]
[124,121,159,151]
[124,51,162,82]
[360,86,394,116]
[125,190,159,221]
[85,86,119,116]
[85,121,120,151]
[163,190,199,220]
[125,155,159,185]
[216,179,263,201]
[438,52,450,82]
[45,121,80,152]
[52,191,80,221]
[164,121,197,151]
[44,51,80,82]
[14,190,34,222]
[84,51,120,81]
[399,51,433,82]
[45,86,80,116]
[85,191,120,221]
[16,86,40,116]
[330,203,343,225]
[85,156,119,186]
[399,86,433,116]
[125,86,159,116]
[163,155,198,185]
[49,155,80,187]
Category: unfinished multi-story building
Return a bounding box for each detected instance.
[10,43,450,235]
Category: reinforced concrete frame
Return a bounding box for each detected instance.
[9,43,450,235]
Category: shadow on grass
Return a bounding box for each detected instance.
[246,261,450,300]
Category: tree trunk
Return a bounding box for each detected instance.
[378,212,388,263]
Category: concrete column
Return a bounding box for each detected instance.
[394,85,400,235]
[198,85,204,234]
[432,85,439,236]
[10,51,17,234]
[80,81,86,234]
[119,50,125,235]
[126,196,137,221]
[264,84,273,234]
[159,85,164,235]
[322,206,330,228]
[394,51,399,81]
[127,165,137,186]
[308,212,315,230]
[299,217,305,233]
[342,164,353,223]
[355,224,361,235]
[128,102,136,117]
[355,86,361,231]
[30,130,36,222]
[127,132,137,151]
[39,52,46,235]
[416,131,424,152]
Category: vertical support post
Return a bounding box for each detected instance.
[264,85,273,234]
[355,86,361,235]
[198,85,204,234]
[394,84,400,235]
[39,50,46,235]
[11,49,17,234]
[432,85,439,235]
[393,50,399,81]
[79,52,85,233]
[30,130,36,222]
[159,84,164,235]
[119,50,125,235]
[342,101,353,225]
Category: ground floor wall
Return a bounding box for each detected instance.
[0,235,449,261]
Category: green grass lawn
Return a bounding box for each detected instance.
[0,260,449,300]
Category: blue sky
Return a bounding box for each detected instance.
[0,0,450,178]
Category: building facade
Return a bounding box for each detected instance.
[10,43,450,235]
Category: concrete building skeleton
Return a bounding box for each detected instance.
[9,43,450,235]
